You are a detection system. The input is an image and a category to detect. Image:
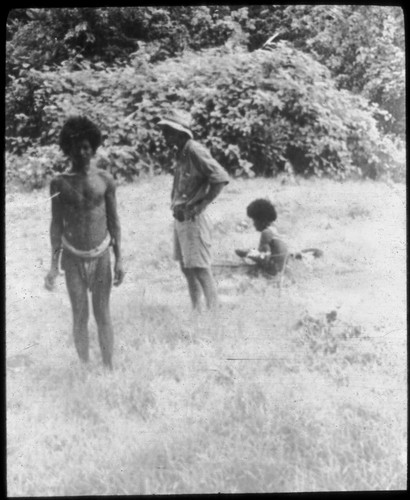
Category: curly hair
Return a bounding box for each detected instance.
[246,198,277,222]
[59,116,102,156]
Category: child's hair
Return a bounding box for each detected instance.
[59,116,102,155]
[246,198,277,222]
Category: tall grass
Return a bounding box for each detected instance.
[6,176,407,494]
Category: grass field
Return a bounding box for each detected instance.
[6,174,407,495]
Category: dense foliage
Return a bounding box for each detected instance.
[6,6,405,189]
[6,7,241,71]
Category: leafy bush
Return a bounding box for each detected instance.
[295,311,363,356]
[368,134,406,183]
[6,146,68,191]
[239,5,405,139]
[6,68,46,153]
[6,7,241,75]
[132,44,404,179]
[6,43,404,187]
[7,6,404,140]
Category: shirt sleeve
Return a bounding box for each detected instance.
[187,141,230,184]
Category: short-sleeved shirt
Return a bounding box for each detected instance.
[171,139,230,210]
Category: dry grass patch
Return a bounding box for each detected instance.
[6,176,406,495]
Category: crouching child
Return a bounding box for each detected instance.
[235,199,322,277]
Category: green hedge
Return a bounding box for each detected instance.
[6,44,405,189]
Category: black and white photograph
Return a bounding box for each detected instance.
[5,5,406,495]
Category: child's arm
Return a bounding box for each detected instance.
[249,229,277,271]
[246,249,271,264]
[259,228,275,253]
[235,248,270,263]
[235,228,273,260]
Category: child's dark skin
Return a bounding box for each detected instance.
[237,198,322,274]
[236,217,270,257]
[236,216,288,274]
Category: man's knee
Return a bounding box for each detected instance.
[180,264,195,278]
[71,297,89,323]
[181,265,212,280]
[93,301,111,326]
[192,267,213,280]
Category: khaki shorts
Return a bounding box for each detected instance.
[173,212,212,268]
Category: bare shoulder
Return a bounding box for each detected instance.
[261,228,275,240]
[49,174,64,193]
[96,168,115,189]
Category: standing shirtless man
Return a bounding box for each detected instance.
[44,116,124,369]
[158,109,229,311]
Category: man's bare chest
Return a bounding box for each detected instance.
[60,174,106,210]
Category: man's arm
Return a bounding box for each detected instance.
[105,177,125,286]
[45,178,63,290]
[187,182,226,218]
[185,141,229,218]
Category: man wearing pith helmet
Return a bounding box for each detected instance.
[158,109,230,311]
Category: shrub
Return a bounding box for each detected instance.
[138,44,404,179]
[6,43,404,187]
[6,145,68,191]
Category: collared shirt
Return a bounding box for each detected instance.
[171,139,230,209]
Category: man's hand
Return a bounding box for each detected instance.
[44,268,59,291]
[113,260,125,286]
[186,201,207,221]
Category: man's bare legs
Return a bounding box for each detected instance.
[64,252,114,369]
[92,252,114,369]
[181,265,218,310]
[195,267,218,310]
[181,266,202,310]
[65,267,90,363]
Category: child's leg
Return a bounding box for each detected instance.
[271,238,289,273]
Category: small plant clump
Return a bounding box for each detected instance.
[294,310,363,356]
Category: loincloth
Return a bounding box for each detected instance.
[61,234,111,291]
